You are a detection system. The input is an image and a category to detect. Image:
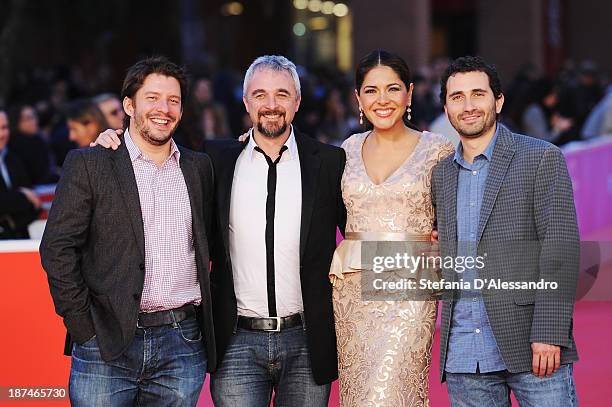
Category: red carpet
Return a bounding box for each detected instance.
[195,300,612,406]
[425,301,612,407]
[2,238,610,406]
[318,301,612,407]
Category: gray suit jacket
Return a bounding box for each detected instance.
[40,142,217,369]
[431,124,579,381]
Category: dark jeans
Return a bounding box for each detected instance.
[69,316,206,406]
[446,364,578,407]
[210,325,330,407]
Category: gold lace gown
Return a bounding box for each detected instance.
[331,131,454,406]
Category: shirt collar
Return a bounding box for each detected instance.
[124,129,181,164]
[246,125,297,162]
[454,123,499,167]
[0,147,7,160]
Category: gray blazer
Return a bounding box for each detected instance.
[40,142,217,370]
[432,124,579,381]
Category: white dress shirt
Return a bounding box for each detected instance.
[229,127,303,317]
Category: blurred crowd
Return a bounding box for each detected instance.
[1,56,611,239]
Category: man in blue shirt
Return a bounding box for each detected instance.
[445,127,508,374]
[431,57,579,406]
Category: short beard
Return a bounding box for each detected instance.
[255,107,289,139]
[460,126,487,139]
[257,120,287,138]
[133,111,176,146]
[453,111,497,139]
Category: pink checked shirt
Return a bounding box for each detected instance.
[124,130,201,312]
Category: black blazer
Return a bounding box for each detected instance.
[206,131,346,385]
[40,142,217,369]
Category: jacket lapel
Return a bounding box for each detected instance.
[295,132,321,260]
[178,149,203,249]
[443,158,459,248]
[217,131,320,261]
[442,157,459,281]
[110,143,145,259]
[476,125,515,242]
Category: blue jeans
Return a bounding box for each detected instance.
[69,316,206,406]
[210,325,330,407]
[446,364,578,407]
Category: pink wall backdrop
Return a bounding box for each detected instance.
[564,138,612,238]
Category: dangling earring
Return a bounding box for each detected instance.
[407,106,412,121]
[359,108,364,125]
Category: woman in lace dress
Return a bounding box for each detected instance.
[329,50,454,406]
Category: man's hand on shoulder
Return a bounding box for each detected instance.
[237,130,251,142]
[90,128,124,150]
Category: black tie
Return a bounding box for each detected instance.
[254,145,289,317]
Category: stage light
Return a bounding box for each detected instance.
[308,0,322,13]
[321,1,335,14]
[221,2,243,16]
[333,2,348,17]
[293,22,307,36]
[293,0,308,10]
[309,16,329,30]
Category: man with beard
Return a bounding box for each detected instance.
[432,56,579,406]
[93,55,346,406]
[40,56,216,406]
[205,55,346,406]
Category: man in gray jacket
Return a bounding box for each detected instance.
[432,56,579,406]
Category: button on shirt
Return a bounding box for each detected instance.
[230,127,303,318]
[124,130,201,312]
[445,127,507,373]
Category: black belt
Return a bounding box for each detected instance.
[137,304,197,328]
[237,313,302,332]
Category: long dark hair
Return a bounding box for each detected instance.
[355,50,419,131]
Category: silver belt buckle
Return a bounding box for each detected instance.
[265,316,282,332]
[136,315,144,329]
